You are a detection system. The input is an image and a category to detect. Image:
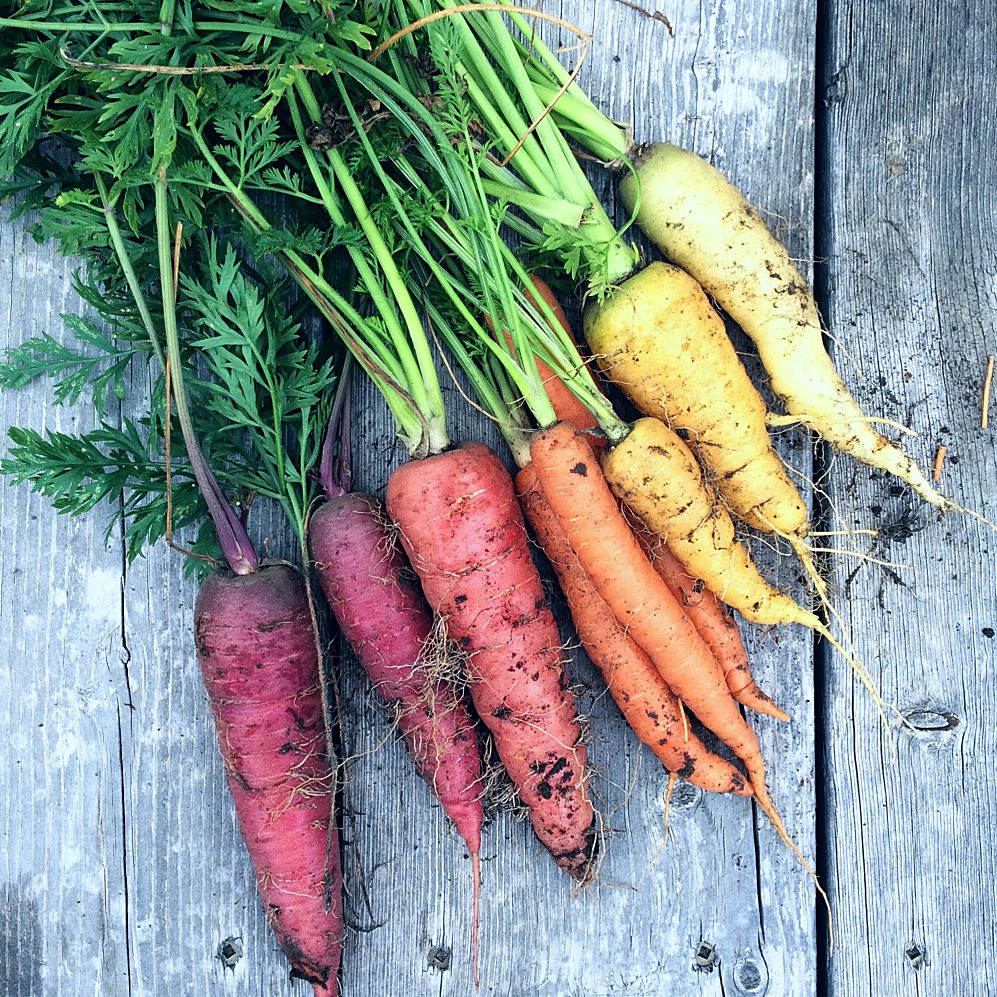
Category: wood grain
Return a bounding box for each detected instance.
[818,2,997,994]
[11,0,992,994]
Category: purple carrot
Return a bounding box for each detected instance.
[195,564,343,995]
[154,180,342,994]
[309,369,485,984]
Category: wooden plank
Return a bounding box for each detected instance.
[0,3,821,995]
[0,223,132,995]
[819,1,997,993]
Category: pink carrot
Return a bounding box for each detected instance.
[195,562,342,996]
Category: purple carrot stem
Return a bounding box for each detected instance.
[319,355,354,499]
[154,176,257,576]
[188,440,259,575]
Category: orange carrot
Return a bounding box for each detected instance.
[525,287,782,726]
[523,278,600,432]
[528,422,778,817]
[516,462,749,796]
[636,526,789,722]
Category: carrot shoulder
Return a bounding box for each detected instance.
[387,442,597,881]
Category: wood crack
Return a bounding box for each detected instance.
[115,703,134,997]
[750,799,767,945]
[118,493,134,714]
[847,682,874,997]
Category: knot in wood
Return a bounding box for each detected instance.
[903,708,960,735]
[669,781,703,812]
[733,953,768,994]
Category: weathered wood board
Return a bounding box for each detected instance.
[0,1,993,995]
[819,2,997,994]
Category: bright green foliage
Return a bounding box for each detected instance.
[182,239,335,535]
[1,421,208,563]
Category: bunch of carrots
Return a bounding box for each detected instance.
[1,1,983,993]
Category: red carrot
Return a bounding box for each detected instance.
[195,563,342,995]
[387,442,597,882]
[310,494,483,851]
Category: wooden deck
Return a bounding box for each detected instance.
[1,2,995,994]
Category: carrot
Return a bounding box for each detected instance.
[635,524,788,722]
[620,143,950,511]
[308,492,484,980]
[523,277,601,433]
[386,442,597,881]
[516,462,750,795]
[310,494,483,848]
[584,261,809,539]
[521,281,784,721]
[604,417,821,629]
[195,563,342,996]
[528,421,773,796]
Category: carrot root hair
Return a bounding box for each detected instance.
[753,786,834,956]
[651,771,679,868]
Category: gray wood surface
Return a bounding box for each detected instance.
[0,2,992,995]
[819,2,997,995]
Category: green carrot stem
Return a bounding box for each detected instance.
[285,87,427,396]
[158,0,175,34]
[0,17,158,31]
[154,176,257,574]
[528,81,631,162]
[94,175,166,371]
[479,179,584,227]
[475,9,589,204]
[187,122,430,453]
[0,13,302,40]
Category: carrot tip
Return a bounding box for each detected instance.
[471,851,481,990]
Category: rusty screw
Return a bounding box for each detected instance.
[427,944,452,972]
